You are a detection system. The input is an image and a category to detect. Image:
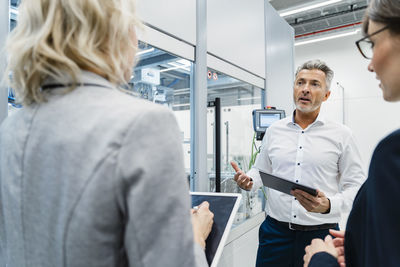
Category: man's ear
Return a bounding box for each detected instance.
[323,90,331,102]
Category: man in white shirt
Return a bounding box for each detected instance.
[231,59,365,267]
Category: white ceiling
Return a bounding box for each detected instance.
[269,0,368,39]
[269,0,314,11]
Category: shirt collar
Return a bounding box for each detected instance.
[287,109,326,127]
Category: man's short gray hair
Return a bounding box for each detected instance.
[295,60,334,91]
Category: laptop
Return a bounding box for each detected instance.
[190,192,242,267]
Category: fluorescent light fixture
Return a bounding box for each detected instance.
[136,48,154,56]
[168,60,191,68]
[173,103,190,108]
[174,88,190,96]
[174,91,190,96]
[160,65,190,73]
[237,97,261,101]
[10,6,18,14]
[163,59,191,73]
[176,59,191,66]
[295,29,360,46]
[174,88,190,93]
[280,0,343,17]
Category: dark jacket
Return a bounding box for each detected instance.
[310,129,400,267]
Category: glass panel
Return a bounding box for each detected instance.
[8,2,20,115]
[206,69,265,225]
[6,5,194,177]
[10,0,20,8]
[131,42,193,178]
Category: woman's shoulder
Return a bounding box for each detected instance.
[376,129,400,149]
[370,128,400,167]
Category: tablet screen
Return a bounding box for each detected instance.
[191,193,241,267]
[259,171,317,196]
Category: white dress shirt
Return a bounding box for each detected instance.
[247,112,365,226]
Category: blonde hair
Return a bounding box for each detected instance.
[5,0,141,105]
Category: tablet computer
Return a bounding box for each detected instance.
[190,192,242,267]
[259,171,318,196]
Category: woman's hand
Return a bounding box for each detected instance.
[303,235,338,267]
[191,201,214,249]
[330,229,346,267]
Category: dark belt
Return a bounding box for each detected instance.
[269,216,338,231]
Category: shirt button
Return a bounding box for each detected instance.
[296,180,298,183]
[297,163,300,166]
[294,215,297,218]
[295,198,297,200]
[302,131,304,133]
[299,146,302,149]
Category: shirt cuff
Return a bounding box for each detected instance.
[327,195,342,218]
[309,252,339,267]
[246,168,262,192]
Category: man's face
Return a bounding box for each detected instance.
[293,69,331,113]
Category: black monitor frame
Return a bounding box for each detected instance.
[252,109,285,140]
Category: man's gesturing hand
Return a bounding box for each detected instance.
[230,161,253,191]
[291,189,331,213]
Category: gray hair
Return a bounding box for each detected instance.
[295,59,334,91]
[363,0,400,35]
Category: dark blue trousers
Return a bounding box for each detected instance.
[256,216,339,267]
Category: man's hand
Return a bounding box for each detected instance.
[291,189,330,213]
[330,229,346,267]
[230,161,253,191]
[303,235,338,267]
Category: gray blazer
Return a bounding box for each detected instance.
[0,72,207,267]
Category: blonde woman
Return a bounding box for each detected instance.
[0,1,213,266]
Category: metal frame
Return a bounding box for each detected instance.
[137,24,195,62]
[0,0,9,124]
[207,54,265,89]
[191,0,208,192]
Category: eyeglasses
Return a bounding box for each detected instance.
[355,25,389,59]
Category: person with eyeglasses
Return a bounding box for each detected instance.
[303,0,400,266]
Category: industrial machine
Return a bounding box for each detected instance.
[252,108,285,140]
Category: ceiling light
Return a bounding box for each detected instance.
[160,65,190,73]
[280,0,344,17]
[176,59,191,66]
[136,48,154,56]
[174,88,190,93]
[168,59,191,68]
[237,97,261,101]
[295,29,360,46]
[173,103,190,108]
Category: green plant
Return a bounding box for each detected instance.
[249,132,267,201]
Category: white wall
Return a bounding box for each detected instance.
[295,33,400,174]
[218,224,259,267]
[265,1,295,115]
[207,0,266,78]
[137,0,196,45]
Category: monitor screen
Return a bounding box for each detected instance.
[259,113,281,128]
